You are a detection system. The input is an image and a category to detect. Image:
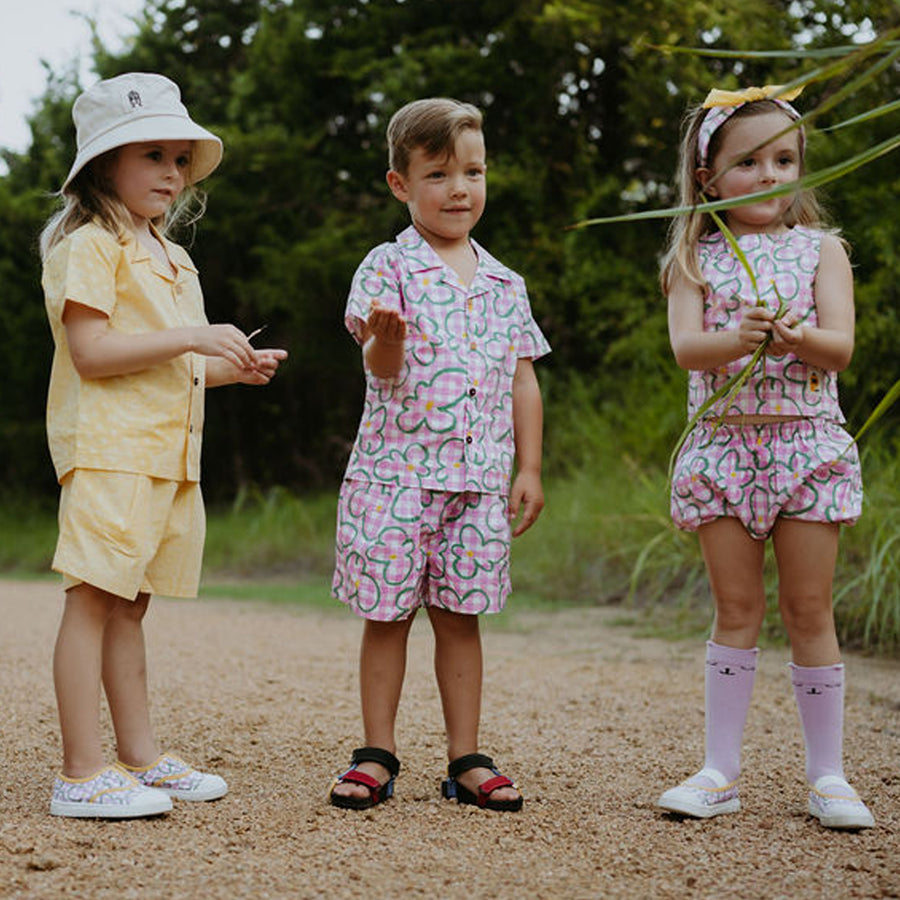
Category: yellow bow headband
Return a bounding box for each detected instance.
[702,84,803,109]
[697,84,805,165]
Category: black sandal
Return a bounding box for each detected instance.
[441,753,523,812]
[328,747,400,810]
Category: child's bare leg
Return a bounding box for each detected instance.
[102,591,159,767]
[699,517,766,648]
[773,519,841,665]
[428,607,519,803]
[331,616,415,801]
[53,583,116,777]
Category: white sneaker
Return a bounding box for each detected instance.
[808,775,874,829]
[119,753,228,802]
[658,767,741,818]
[50,765,172,818]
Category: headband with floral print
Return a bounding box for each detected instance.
[696,85,804,167]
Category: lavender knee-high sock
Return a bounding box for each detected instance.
[790,662,845,783]
[704,641,759,782]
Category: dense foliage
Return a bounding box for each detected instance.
[2,0,898,500]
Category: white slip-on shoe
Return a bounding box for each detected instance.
[119,753,228,802]
[658,766,741,819]
[50,765,172,818]
[808,775,874,830]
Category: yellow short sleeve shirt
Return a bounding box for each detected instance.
[43,221,208,483]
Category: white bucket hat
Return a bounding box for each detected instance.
[62,72,223,191]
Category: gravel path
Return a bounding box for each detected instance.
[1,578,899,899]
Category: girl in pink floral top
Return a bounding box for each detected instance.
[656,86,873,829]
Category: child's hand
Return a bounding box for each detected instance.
[367,302,407,345]
[234,348,289,385]
[508,470,544,537]
[363,302,407,379]
[768,310,804,356]
[191,324,258,370]
[737,305,774,354]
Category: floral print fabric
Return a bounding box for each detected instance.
[671,418,862,539]
[688,227,844,422]
[342,226,550,495]
[332,481,512,621]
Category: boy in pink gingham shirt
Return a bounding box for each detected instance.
[329,98,549,813]
[341,226,549,495]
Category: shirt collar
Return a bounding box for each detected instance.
[395,225,511,284]
[124,223,198,279]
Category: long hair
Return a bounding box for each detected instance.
[659,98,833,295]
[40,148,207,262]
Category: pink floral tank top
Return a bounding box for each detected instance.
[687,226,844,422]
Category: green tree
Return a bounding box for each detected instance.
[1,0,897,499]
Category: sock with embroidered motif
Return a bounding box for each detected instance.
[790,662,845,783]
[703,641,759,783]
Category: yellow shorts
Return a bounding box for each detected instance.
[53,469,205,600]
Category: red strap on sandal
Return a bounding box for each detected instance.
[338,770,381,796]
[477,775,513,806]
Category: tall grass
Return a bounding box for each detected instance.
[2,396,897,652]
[203,484,337,578]
[833,440,900,652]
[0,494,58,575]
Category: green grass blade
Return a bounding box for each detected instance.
[667,338,772,482]
[570,130,900,230]
[821,98,900,131]
[627,528,674,603]
[667,282,790,485]
[703,41,900,195]
[647,42,900,60]
[850,377,900,446]
[708,209,761,300]
[667,373,741,481]
[806,42,900,121]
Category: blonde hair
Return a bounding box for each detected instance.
[387,98,483,175]
[659,98,833,295]
[40,146,207,262]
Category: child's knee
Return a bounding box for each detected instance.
[427,606,480,637]
[108,591,151,623]
[778,592,834,636]
[714,593,766,632]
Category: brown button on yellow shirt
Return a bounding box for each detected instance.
[43,221,208,483]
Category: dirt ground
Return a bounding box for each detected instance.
[1,579,899,900]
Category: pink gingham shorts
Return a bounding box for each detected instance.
[332,480,512,621]
[671,418,862,540]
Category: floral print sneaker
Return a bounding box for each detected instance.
[808,775,875,829]
[50,765,172,818]
[657,767,741,819]
[118,753,228,802]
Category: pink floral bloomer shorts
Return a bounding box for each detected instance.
[671,418,862,540]
[332,481,512,622]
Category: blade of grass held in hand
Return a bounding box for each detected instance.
[667,336,774,482]
[709,209,761,300]
[667,258,789,483]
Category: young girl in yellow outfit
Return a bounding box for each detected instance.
[40,73,287,818]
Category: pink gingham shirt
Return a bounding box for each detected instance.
[343,226,550,495]
[688,226,845,422]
